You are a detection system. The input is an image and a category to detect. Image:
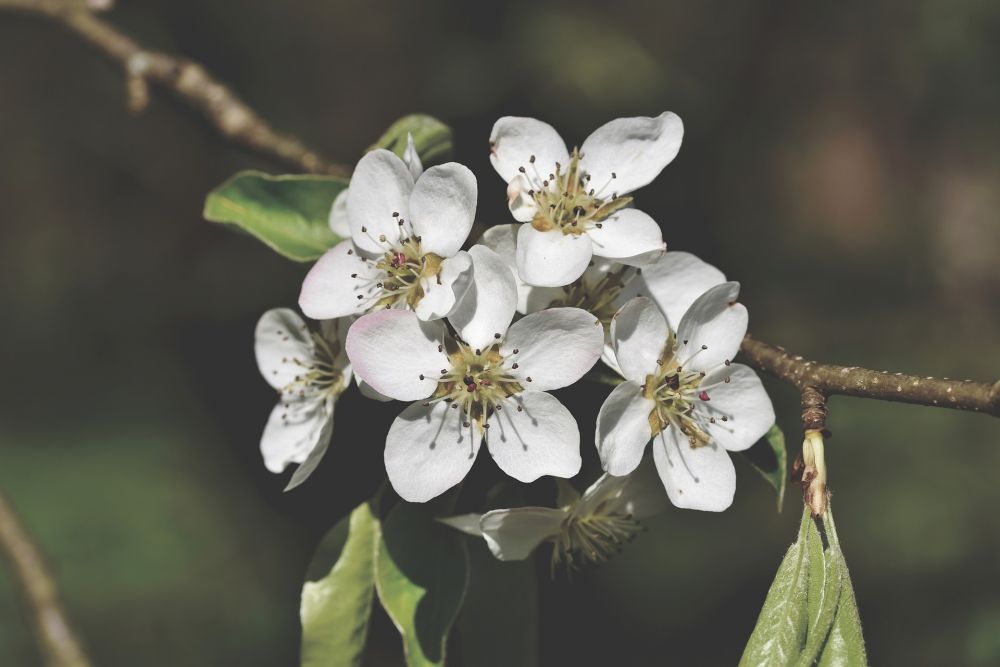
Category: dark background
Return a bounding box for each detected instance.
[2,0,999,665]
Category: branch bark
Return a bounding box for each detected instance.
[0,489,91,667]
[0,0,350,177]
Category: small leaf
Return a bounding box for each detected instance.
[300,501,380,667]
[204,171,347,262]
[375,501,469,667]
[795,516,843,667]
[742,424,788,512]
[817,512,868,667]
[369,114,453,165]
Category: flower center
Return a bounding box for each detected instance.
[552,264,638,330]
[280,333,345,400]
[428,341,524,429]
[352,218,444,311]
[552,501,644,572]
[519,150,633,235]
[642,333,718,448]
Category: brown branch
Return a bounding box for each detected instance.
[0,489,91,667]
[741,336,1000,418]
[0,0,350,177]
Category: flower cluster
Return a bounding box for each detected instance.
[254,115,776,565]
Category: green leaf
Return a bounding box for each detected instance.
[795,515,844,667]
[204,170,347,262]
[817,512,868,667]
[375,501,469,667]
[742,424,788,512]
[457,540,539,667]
[370,114,453,165]
[300,501,380,667]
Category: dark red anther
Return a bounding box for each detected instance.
[698,391,710,401]
[466,384,476,393]
[391,251,406,268]
[479,379,491,386]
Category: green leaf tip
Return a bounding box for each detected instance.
[742,424,788,513]
[370,114,454,165]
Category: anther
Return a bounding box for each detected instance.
[494,333,501,339]
[361,226,367,232]
[512,363,519,369]
[526,377,533,382]
[701,344,708,350]
[724,359,731,366]
[529,155,536,163]
[392,211,399,217]
[698,391,710,401]
[419,374,425,380]
[519,166,526,173]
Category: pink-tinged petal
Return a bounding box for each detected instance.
[652,427,736,512]
[579,112,684,195]
[347,149,414,255]
[345,310,447,401]
[414,251,474,321]
[675,282,747,373]
[385,400,482,503]
[506,174,540,222]
[516,224,593,287]
[409,163,477,258]
[260,398,331,474]
[449,245,518,350]
[697,364,775,452]
[299,240,377,320]
[595,380,655,476]
[489,116,569,184]
[611,297,670,384]
[587,208,665,264]
[500,308,603,391]
[479,507,567,561]
[255,308,315,391]
[487,391,581,483]
[618,251,726,329]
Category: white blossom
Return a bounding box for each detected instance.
[488,113,682,287]
[254,308,352,490]
[345,246,605,502]
[596,286,775,511]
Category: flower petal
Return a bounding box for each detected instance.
[299,240,377,320]
[675,282,748,372]
[438,513,484,537]
[415,251,473,321]
[611,297,669,384]
[284,398,337,491]
[652,427,735,512]
[620,251,726,328]
[577,458,668,520]
[595,380,654,476]
[345,310,447,401]
[487,391,581,483]
[255,308,315,391]
[698,364,775,452]
[479,224,559,313]
[586,208,665,264]
[506,174,539,222]
[402,132,424,180]
[479,507,567,561]
[385,400,482,502]
[328,189,350,237]
[449,245,518,350]
[579,112,684,195]
[500,307,603,391]
[489,116,569,184]
[409,163,477,258]
[347,149,414,255]
[516,224,593,287]
[260,398,331,474]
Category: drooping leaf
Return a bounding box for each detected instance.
[300,501,380,667]
[375,501,469,667]
[204,171,347,262]
[369,114,453,165]
[457,540,539,667]
[795,515,844,667]
[741,424,788,512]
[816,512,868,667]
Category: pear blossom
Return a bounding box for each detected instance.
[441,458,667,568]
[300,146,476,322]
[488,113,683,287]
[345,246,605,502]
[596,286,775,511]
[255,308,352,490]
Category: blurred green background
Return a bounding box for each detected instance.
[1,0,999,664]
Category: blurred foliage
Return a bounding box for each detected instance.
[1,0,999,665]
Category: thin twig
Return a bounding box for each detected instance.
[0,0,350,177]
[0,489,91,667]
[741,336,1000,418]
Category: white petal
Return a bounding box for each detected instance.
[500,308,603,391]
[587,208,665,264]
[652,427,735,512]
[409,163,477,258]
[414,251,473,321]
[402,133,424,179]
[345,310,447,401]
[260,399,331,473]
[298,240,376,320]
[479,507,567,561]
[579,112,684,195]
[698,364,775,452]
[385,400,482,502]
[487,391,581,482]
[347,149,414,255]
[506,174,539,222]
[595,380,654,476]
[621,251,726,328]
[358,378,393,402]
[328,189,351,238]
[438,513,484,537]
[284,398,337,491]
[489,116,569,184]
[577,458,668,521]
[449,245,517,350]
[478,224,557,313]
[516,225,593,287]
[611,297,669,384]
[255,308,315,391]
[675,282,748,372]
